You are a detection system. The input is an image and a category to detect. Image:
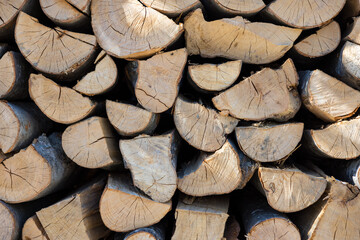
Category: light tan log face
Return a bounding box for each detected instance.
[248,218,301,240]
[0,201,17,240]
[22,215,49,240]
[91,0,183,59]
[139,0,201,16]
[206,0,265,16]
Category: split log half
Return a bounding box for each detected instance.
[171,196,229,240]
[265,0,346,29]
[344,16,360,45]
[300,69,360,122]
[139,0,201,16]
[204,0,265,17]
[40,0,90,29]
[127,48,187,113]
[29,74,97,124]
[91,0,183,59]
[0,51,30,100]
[293,21,341,59]
[184,9,302,64]
[114,223,165,240]
[100,173,172,232]
[173,95,238,152]
[235,122,304,163]
[119,131,179,202]
[254,166,327,213]
[0,101,51,154]
[106,100,159,137]
[22,215,49,240]
[212,59,301,121]
[224,215,240,240]
[62,116,122,169]
[304,118,360,159]
[36,176,109,240]
[15,12,97,80]
[188,60,242,92]
[0,133,77,203]
[73,51,118,96]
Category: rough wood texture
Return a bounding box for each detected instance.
[304,118,360,159]
[15,12,97,80]
[62,116,122,169]
[0,51,30,100]
[171,196,229,240]
[36,176,109,240]
[204,0,265,17]
[106,100,159,137]
[0,101,51,154]
[100,173,172,232]
[300,69,360,122]
[91,0,183,59]
[120,131,179,202]
[254,166,327,213]
[114,223,165,240]
[265,0,346,29]
[188,60,242,92]
[184,9,302,64]
[0,133,76,203]
[235,123,304,163]
[139,0,201,16]
[22,215,49,240]
[174,95,238,152]
[213,59,301,121]
[126,48,187,113]
[29,74,97,124]
[73,51,118,96]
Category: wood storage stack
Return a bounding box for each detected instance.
[1,0,360,239]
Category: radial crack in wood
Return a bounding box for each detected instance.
[204,0,265,17]
[22,215,49,240]
[139,0,201,16]
[184,9,302,64]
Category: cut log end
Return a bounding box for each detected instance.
[248,218,301,240]
[0,101,20,153]
[0,201,17,240]
[22,215,49,240]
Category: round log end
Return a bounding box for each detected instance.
[248,218,301,240]
[0,101,20,153]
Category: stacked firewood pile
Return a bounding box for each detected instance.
[1,0,360,239]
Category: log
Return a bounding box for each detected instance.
[184,9,302,64]
[114,223,165,240]
[253,166,327,213]
[173,95,238,152]
[304,118,360,159]
[235,122,304,163]
[187,60,242,92]
[203,0,265,17]
[22,215,49,240]
[119,131,179,202]
[299,69,360,122]
[0,51,30,100]
[0,133,77,203]
[171,195,229,240]
[212,59,301,121]
[224,215,240,240]
[29,74,97,124]
[106,100,159,137]
[15,12,97,80]
[39,0,90,30]
[177,140,250,196]
[0,101,51,153]
[99,173,172,232]
[73,51,118,96]
[62,116,122,169]
[344,16,360,45]
[36,176,110,240]
[126,48,187,113]
[91,0,183,59]
[264,0,346,29]
[138,0,201,16]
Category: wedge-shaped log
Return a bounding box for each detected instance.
[188,60,242,92]
[235,123,303,163]
[36,176,109,240]
[174,95,238,152]
[15,12,97,80]
[0,133,76,203]
[204,0,265,16]
[0,101,51,153]
[139,0,201,16]
[106,100,159,137]
[127,48,187,113]
[184,9,301,64]
[91,0,183,59]
[172,196,229,240]
[213,59,301,121]
[300,69,360,122]
[22,215,49,240]
[29,74,97,124]
[62,116,122,169]
[265,0,346,29]
[120,131,179,202]
[100,174,172,232]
